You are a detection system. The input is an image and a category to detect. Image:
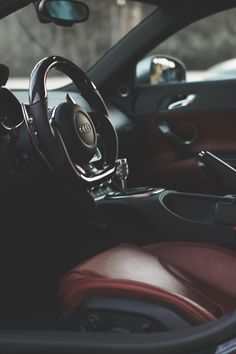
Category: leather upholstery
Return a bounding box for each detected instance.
[59,242,236,324]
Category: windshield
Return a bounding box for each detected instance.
[0,0,155,87]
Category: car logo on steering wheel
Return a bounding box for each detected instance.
[78,123,92,134]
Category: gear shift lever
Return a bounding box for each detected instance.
[197,150,236,194]
[115,158,129,193]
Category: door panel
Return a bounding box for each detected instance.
[134,79,236,193]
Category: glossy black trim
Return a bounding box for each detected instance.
[30,56,98,106]
[29,56,118,183]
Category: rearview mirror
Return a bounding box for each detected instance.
[136,55,186,85]
[38,0,89,26]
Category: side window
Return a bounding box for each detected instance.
[138,8,236,83]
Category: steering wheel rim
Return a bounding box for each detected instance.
[27,56,118,185]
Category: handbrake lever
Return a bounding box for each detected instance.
[197,150,236,194]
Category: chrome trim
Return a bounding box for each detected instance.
[117,84,130,98]
[90,147,102,163]
[93,195,106,201]
[1,119,24,131]
[115,158,129,193]
[66,93,76,104]
[168,94,196,110]
[79,166,116,183]
[106,188,164,200]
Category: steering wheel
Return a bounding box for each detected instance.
[26,56,118,185]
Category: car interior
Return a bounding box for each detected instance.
[2,0,236,353]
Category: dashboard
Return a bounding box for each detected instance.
[13,90,91,111]
[10,89,132,134]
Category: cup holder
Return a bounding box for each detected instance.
[160,191,221,223]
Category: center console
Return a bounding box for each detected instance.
[90,155,236,246]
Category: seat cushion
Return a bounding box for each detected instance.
[59,242,236,324]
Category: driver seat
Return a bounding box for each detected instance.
[59,242,236,332]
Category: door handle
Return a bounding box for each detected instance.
[168,94,197,110]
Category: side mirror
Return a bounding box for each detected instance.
[37,0,89,26]
[136,55,186,85]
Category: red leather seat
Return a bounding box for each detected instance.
[59,242,236,326]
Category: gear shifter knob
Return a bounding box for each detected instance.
[115,158,129,193]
